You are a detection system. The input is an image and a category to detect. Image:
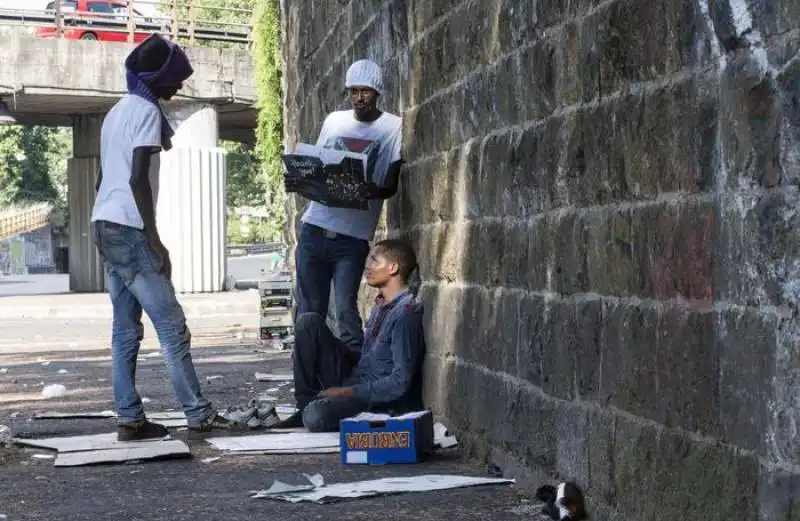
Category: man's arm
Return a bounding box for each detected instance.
[360,159,404,200]
[129,146,161,246]
[350,312,425,404]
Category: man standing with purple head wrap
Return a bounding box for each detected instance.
[91,34,237,441]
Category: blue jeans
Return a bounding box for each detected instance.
[292,312,369,432]
[295,223,370,349]
[93,220,214,426]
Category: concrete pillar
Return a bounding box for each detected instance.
[157,103,227,293]
[67,114,106,293]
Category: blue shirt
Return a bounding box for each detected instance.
[349,290,426,409]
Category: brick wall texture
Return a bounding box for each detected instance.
[279,1,800,519]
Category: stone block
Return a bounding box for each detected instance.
[548,211,591,294]
[713,191,800,309]
[534,0,604,30]
[540,298,603,400]
[716,308,777,456]
[553,10,602,107]
[598,302,658,418]
[630,199,716,301]
[651,306,720,436]
[587,409,616,504]
[748,0,800,39]
[555,405,591,487]
[758,467,800,521]
[406,0,462,36]
[585,207,644,297]
[610,416,660,520]
[511,384,558,470]
[515,293,546,388]
[647,428,760,521]
[407,1,492,105]
[718,52,785,190]
[515,37,558,123]
[595,0,713,96]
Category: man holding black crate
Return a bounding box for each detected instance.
[285,58,404,353]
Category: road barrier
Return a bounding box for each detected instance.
[0,0,252,46]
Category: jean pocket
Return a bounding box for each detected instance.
[99,228,134,268]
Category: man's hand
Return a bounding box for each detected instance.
[357,182,381,200]
[150,239,172,281]
[284,176,299,193]
[318,387,354,399]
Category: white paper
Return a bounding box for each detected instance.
[54,440,190,467]
[251,474,515,502]
[41,384,67,398]
[434,423,458,449]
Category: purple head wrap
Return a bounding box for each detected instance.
[124,34,194,151]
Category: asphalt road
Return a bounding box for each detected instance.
[0,252,282,298]
[0,302,546,521]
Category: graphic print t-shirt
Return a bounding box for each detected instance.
[301,110,403,241]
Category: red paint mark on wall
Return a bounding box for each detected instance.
[650,203,715,307]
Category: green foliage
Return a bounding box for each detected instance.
[158,0,286,243]
[0,126,70,206]
[252,0,285,242]
[159,0,254,49]
[221,140,264,208]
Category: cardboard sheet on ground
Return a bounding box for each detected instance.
[254,373,293,382]
[54,440,190,467]
[250,474,515,503]
[33,411,185,421]
[206,432,339,453]
[207,421,457,454]
[14,432,172,452]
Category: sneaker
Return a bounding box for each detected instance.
[117,419,169,442]
[246,405,281,429]
[187,411,243,439]
[270,410,304,429]
[220,401,259,424]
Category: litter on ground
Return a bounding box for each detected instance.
[11,432,189,467]
[249,474,515,503]
[206,421,457,455]
[41,384,67,399]
[254,372,293,382]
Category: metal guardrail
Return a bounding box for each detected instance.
[0,203,52,240]
[0,0,252,45]
[226,242,285,257]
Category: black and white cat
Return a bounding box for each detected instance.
[535,481,588,521]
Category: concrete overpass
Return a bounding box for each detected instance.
[0,32,259,294]
[0,32,256,142]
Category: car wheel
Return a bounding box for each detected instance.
[80,32,98,40]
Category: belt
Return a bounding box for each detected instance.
[305,223,340,239]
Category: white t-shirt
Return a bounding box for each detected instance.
[91,94,162,229]
[301,110,403,241]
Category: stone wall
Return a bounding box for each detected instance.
[279,1,800,519]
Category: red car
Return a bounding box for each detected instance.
[36,0,163,43]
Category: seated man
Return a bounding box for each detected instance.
[277,239,425,432]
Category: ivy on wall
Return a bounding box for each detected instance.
[252,0,285,242]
